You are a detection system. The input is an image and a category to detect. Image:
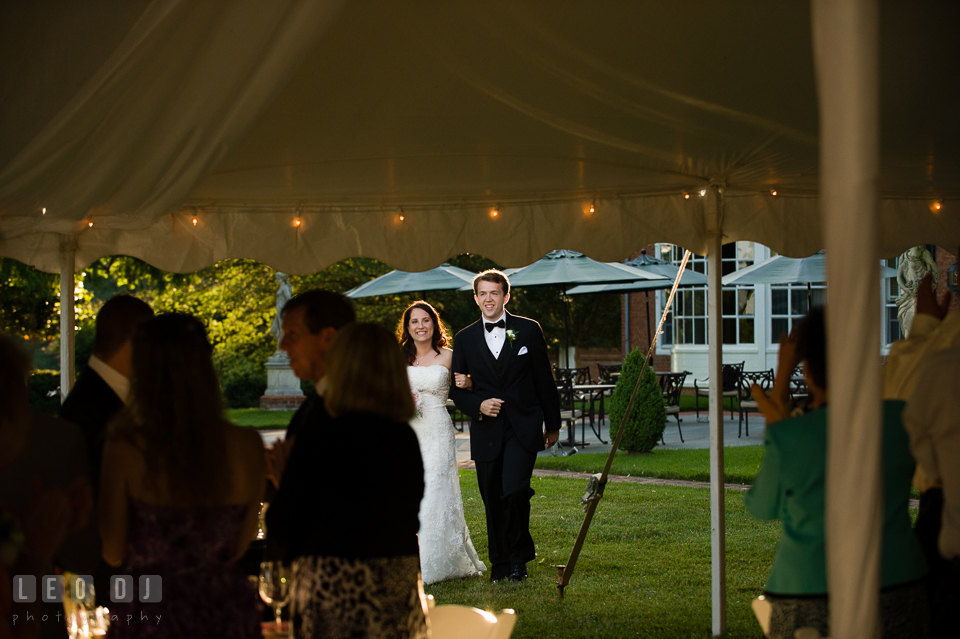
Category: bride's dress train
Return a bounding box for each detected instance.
[407,365,486,584]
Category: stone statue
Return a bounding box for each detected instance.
[269,272,293,346]
[896,245,939,337]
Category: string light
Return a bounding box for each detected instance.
[41,207,46,215]
[398,207,405,222]
[683,193,690,199]
[87,220,93,227]
[492,206,499,217]
[191,215,198,226]
[770,189,778,196]
[588,200,596,214]
[934,200,942,211]
[699,189,707,197]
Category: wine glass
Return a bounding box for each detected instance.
[258,561,290,632]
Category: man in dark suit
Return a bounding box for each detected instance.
[450,270,561,583]
[264,289,357,488]
[263,290,355,564]
[60,295,154,497]
[58,294,153,612]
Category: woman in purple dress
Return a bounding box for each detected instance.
[99,314,266,638]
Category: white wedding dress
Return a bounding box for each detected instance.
[407,365,486,584]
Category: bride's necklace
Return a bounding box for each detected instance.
[415,353,429,366]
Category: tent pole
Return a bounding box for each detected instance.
[58,237,77,402]
[813,1,882,637]
[706,188,726,636]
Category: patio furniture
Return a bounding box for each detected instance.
[694,362,744,422]
[596,363,622,384]
[445,398,465,433]
[657,371,689,443]
[555,377,587,449]
[738,369,774,437]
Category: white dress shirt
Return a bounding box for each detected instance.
[903,345,960,560]
[87,355,130,404]
[482,311,507,360]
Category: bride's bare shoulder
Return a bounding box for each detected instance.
[437,348,453,369]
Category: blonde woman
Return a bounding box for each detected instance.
[268,323,428,639]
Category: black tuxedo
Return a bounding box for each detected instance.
[450,311,560,574]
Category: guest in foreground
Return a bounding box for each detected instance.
[903,346,960,635]
[264,289,356,491]
[268,323,428,639]
[746,307,929,639]
[1,335,92,639]
[98,314,265,638]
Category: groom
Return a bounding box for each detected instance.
[450,269,561,582]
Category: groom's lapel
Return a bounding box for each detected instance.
[473,321,499,380]
[497,312,518,377]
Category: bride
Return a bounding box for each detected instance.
[398,301,486,584]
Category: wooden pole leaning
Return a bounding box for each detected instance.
[556,250,692,598]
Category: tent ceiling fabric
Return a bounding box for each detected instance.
[1,1,958,274]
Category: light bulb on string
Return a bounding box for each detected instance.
[683,192,690,199]
[699,189,707,197]
[934,200,942,211]
[771,189,778,196]
[41,207,46,215]
[294,215,302,227]
[87,220,93,228]
[492,205,499,218]
[398,207,405,222]
[191,215,198,226]
[588,200,596,214]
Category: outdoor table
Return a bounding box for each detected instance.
[571,384,617,446]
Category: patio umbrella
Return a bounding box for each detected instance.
[486,250,668,366]
[345,263,477,298]
[720,250,898,305]
[566,249,709,350]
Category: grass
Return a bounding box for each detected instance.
[427,471,779,638]
[226,408,295,428]
[535,448,765,485]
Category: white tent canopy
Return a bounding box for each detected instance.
[1,0,957,275]
[3,2,959,638]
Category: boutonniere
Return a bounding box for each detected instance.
[505,329,518,346]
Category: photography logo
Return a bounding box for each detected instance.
[12,574,162,604]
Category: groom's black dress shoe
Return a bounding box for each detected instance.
[490,564,511,583]
[507,563,528,582]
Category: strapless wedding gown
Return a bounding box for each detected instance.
[407,365,486,584]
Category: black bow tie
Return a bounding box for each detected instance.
[485,319,506,332]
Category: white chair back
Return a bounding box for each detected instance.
[429,604,516,639]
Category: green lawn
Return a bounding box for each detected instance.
[428,471,778,638]
[535,448,765,485]
[226,408,295,428]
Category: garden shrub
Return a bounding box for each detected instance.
[608,349,666,453]
[28,369,61,415]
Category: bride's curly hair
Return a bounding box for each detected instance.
[396,301,449,365]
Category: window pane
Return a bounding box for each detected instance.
[722,318,737,344]
[721,260,736,276]
[792,289,809,315]
[811,288,827,307]
[772,288,788,315]
[685,318,694,344]
[722,289,735,315]
[738,288,755,315]
[694,290,705,316]
[772,318,789,341]
[737,242,754,261]
[739,318,755,344]
[694,319,705,344]
[722,243,736,259]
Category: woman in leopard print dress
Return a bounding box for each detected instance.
[268,324,429,639]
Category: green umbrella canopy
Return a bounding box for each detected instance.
[566,249,707,294]
[720,250,897,286]
[345,263,477,298]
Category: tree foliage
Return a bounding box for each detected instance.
[608,349,666,453]
[5,253,622,407]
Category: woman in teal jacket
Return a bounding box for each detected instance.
[745,308,928,638]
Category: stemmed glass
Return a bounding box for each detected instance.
[258,561,290,633]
